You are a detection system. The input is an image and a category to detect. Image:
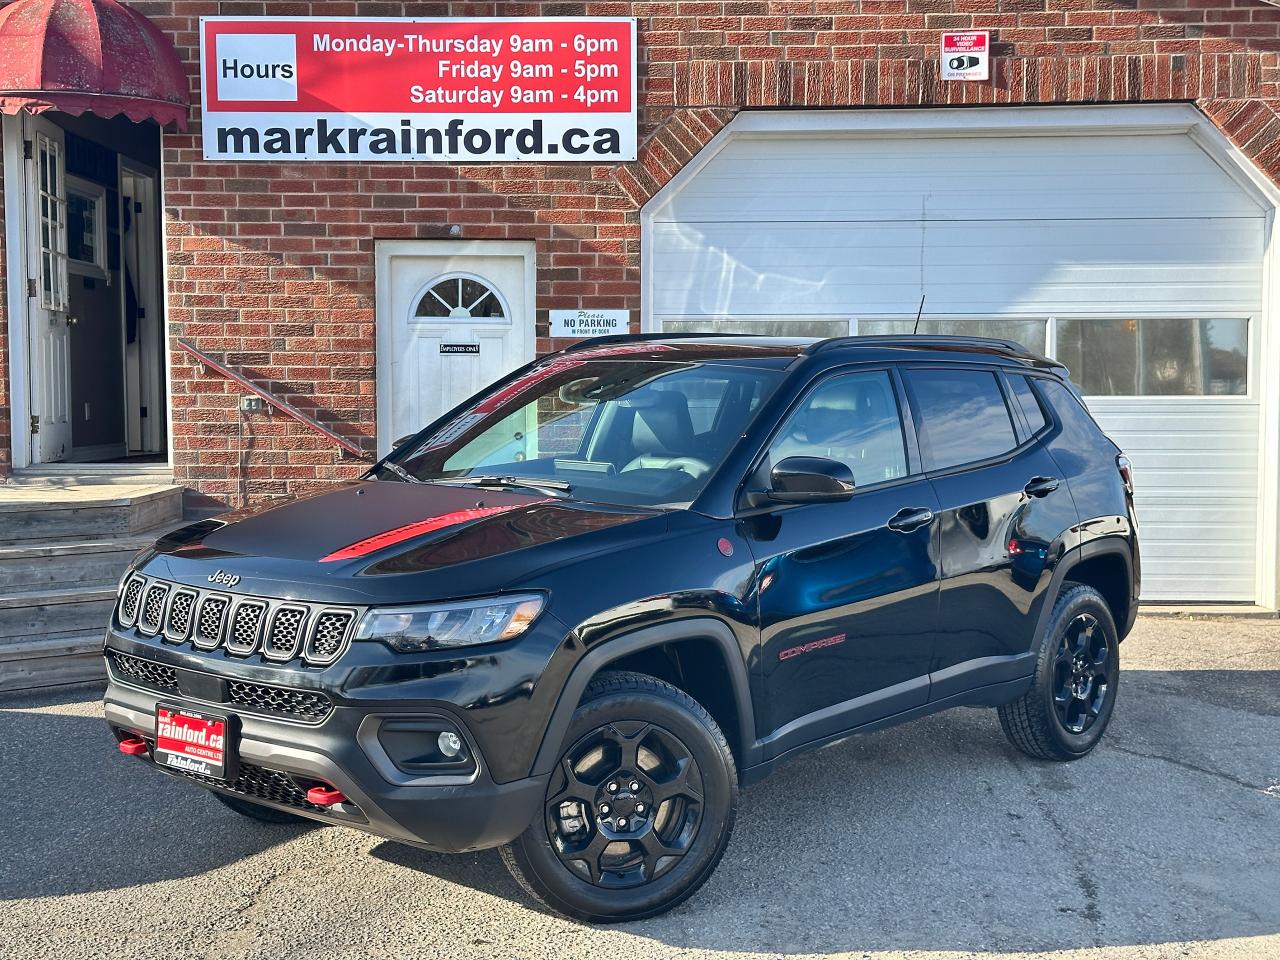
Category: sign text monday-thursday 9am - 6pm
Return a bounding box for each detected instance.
[199,17,638,161]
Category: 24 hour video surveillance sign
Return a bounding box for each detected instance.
[199,17,637,162]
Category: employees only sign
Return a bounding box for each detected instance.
[200,17,637,162]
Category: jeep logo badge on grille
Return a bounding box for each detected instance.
[208,569,241,588]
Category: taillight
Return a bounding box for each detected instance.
[1117,454,1134,495]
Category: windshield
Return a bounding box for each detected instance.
[378,358,783,508]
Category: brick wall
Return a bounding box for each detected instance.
[73,1,1280,502]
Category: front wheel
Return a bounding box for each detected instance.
[999,582,1120,761]
[500,671,738,923]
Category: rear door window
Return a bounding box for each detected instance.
[1007,375,1049,435]
[905,369,1018,471]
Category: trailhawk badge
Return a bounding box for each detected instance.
[207,569,241,587]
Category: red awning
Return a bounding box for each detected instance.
[0,0,189,130]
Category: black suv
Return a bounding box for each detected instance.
[104,334,1139,922]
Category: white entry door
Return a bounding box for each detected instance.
[25,115,73,462]
[376,240,536,456]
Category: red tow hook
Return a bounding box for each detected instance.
[306,785,347,807]
[118,737,149,756]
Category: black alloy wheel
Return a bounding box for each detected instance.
[1052,612,1111,735]
[545,720,705,888]
[501,671,737,923]
[999,582,1121,761]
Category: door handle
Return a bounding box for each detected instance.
[1024,476,1060,498]
[888,507,935,533]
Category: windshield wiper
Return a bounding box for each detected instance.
[432,475,573,497]
[377,461,423,484]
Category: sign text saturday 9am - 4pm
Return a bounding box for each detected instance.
[199,17,638,162]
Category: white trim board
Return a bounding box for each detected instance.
[4,112,31,470]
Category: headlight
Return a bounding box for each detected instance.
[355,593,545,653]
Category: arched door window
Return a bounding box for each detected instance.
[413,273,509,321]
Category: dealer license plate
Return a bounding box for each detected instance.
[154,704,236,780]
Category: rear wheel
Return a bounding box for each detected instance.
[999,582,1120,761]
[500,671,737,922]
[211,790,308,824]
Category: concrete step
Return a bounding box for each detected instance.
[0,633,105,692]
[0,534,160,591]
[0,585,117,640]
[0,483,183,543]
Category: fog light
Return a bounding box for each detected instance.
[438,731,463,758]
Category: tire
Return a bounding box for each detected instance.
[998,582,1120,762]
[500,671,738,923]
[211,790,309,824]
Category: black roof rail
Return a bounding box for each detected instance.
[559,331,771,353]
[804,334,1057,365]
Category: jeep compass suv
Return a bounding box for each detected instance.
[104,334,1139,922]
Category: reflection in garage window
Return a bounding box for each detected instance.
[1056,319,1248,396]
[858,318,1048,355]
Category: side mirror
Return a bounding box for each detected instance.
[393,434,415,450]
[748,456,856,507]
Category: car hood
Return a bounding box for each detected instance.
[140,480,663,605]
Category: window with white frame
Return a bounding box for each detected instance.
[1055,318,1248,397]
[35,133,68,312]
[66,176,106,276]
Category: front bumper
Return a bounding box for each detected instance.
[104,670,548,854]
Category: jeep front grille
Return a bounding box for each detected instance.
[227,679,332,722]
[138,582,169,635]
[147,748,355,817]
[106,650,334,724]
[226,600,267,655]
[163,589,197,643]
[194,595,229,650]
[306,610,356,665]
[264,605,308,661]
[114,575,360,668]
[107,649,179,694]
[119,576,145,626]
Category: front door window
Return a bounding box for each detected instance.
[36,132,68,314]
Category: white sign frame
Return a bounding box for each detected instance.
[940,30,990,82]
[199,17,638,162]
[550,308,630,338]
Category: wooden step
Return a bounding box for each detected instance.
[6,465,173,486]
[0,585,117,640]
[0,535,159,591]
[0,634,105,692]
[0,484,183,543]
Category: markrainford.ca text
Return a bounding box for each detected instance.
[215,118,623,156]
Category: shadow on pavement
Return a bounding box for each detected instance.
[375,668,1280,954]
[0,692,309,901]
[1,668,1277,955]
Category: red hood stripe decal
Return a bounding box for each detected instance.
[319,501,545,563]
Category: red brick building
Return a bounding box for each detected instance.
[3,0,1280,605]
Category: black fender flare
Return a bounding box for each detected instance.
[529,618,758,778]
[1034,536,1137,644]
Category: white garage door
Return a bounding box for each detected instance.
[648,123,1267,602]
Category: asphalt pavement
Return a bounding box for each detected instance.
[1,615,1278,960]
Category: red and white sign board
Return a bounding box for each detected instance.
[940,30,990,82]
[199,18,637,162]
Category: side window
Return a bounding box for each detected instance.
[1007,375,1048,435]
[769,371,908,487]
[1038,378,1106,446]
[906,369,1018,471]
